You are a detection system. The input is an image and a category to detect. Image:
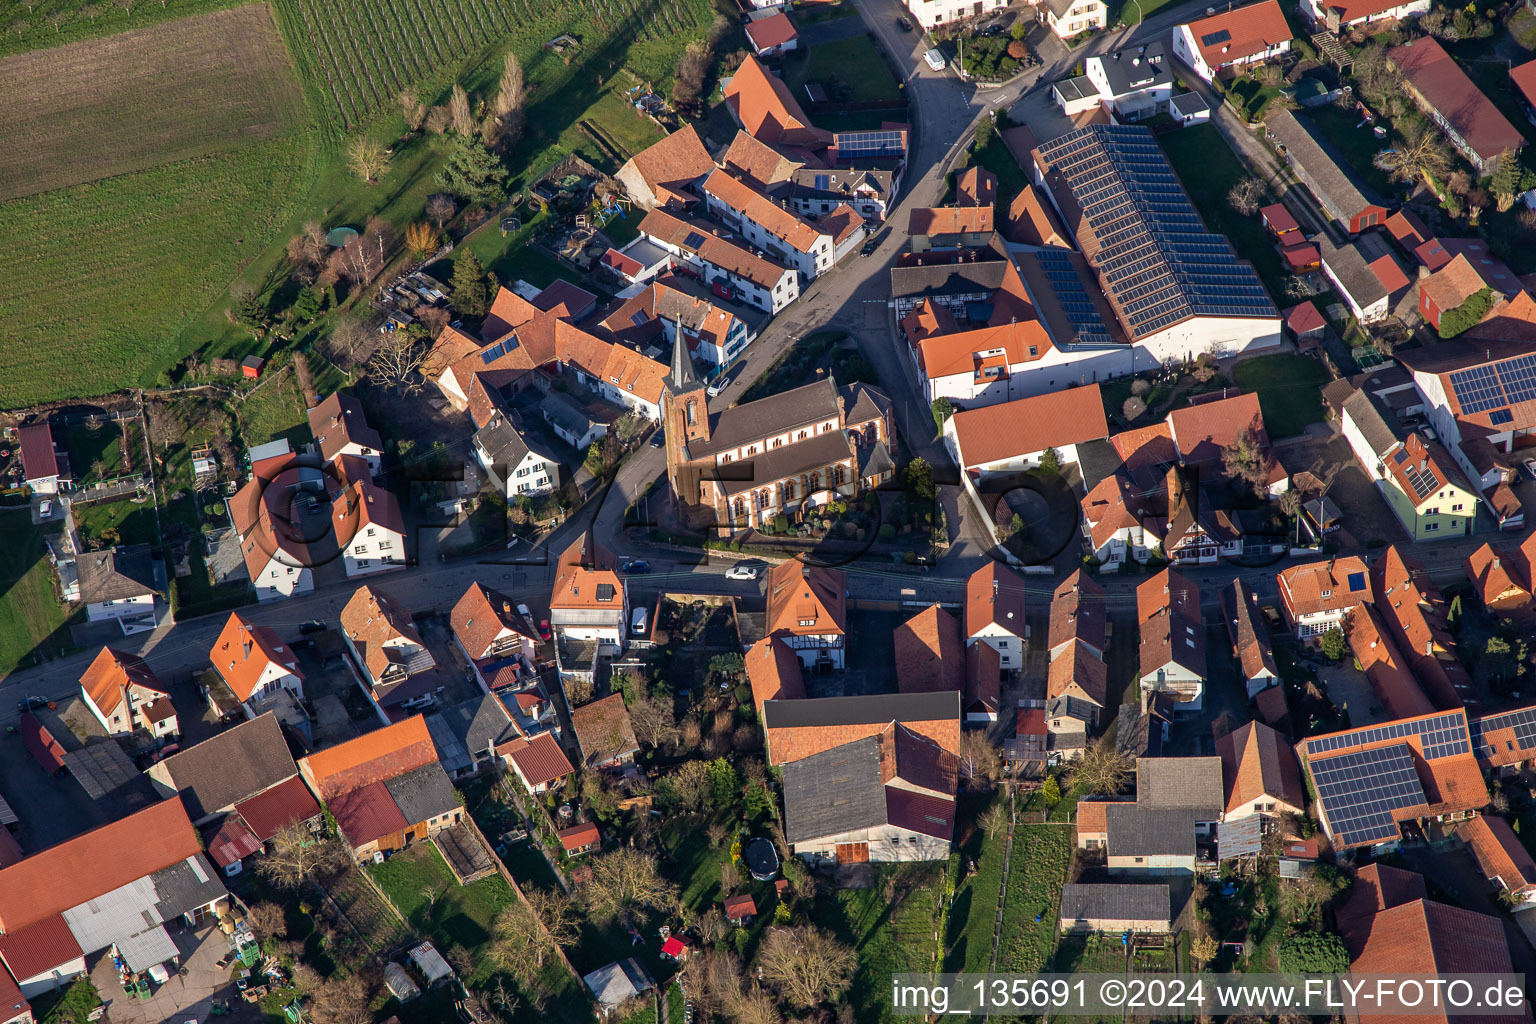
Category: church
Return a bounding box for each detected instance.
[661,333,897,532]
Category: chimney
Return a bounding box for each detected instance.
[1494,557,1501,571]
[504,601,512,615]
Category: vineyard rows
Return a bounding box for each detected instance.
[291,0,708,125]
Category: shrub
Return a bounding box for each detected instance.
[773,514,789,533]
[1278,931,1349,974]
[1438,287,1494,338]
[1319,627,1347,661]
[879,524,897,542]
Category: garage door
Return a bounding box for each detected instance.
[835,843,869,864]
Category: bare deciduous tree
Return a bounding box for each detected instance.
[405,221,438,260]
[257,825,348,889]
[1122,396,1147,420]
[565,676,594,707]
[957,731,1002,789]
[1227,177,1266,216]
[757,926,857,1009]
[247,901,287,939]
[362,331,426,392]
[581,848,679,920]
[308,971,375,1024]
[286,221,328,284]
[426,193,457,229]
[347,136,391,185]
[1072,738,1134,796]
[398,89,426,131]
[449,83,475,136]
[488,52,527,151]
[425,105,452,135]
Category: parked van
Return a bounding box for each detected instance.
[924,48,947,71]
[631,607,649,636]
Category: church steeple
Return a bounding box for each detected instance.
[666,329,699,394]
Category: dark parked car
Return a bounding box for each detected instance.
[650,431,665,448]
[621,559,651,574]
[982,22,1006,35]
[299,619,327,634]
[16,696,49,713]
[896,15,913,30]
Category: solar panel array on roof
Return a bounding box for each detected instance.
[1201,28,1232,46]
[1471,706,1536,756]
[1311,743,1426,847]
[1449,353,1536,415]
[683,231,707,249]
[1034,249,1114,345]
[834,130,905,158]
[1303,712,1471,760]
[480,337,520,364]
[1404,460,1440,500]
[1033,124,1276,339]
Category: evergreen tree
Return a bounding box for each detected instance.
[434,137,507,207]
[451,251,490,317]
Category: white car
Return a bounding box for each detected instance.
[725,564,759,581]
[37,500,52,519]
[1524,458,1536,481]
[631,607,649,636]
[707,377,731,398]
[516,602,533,621]
[925,48,947,71]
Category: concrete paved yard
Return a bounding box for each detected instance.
[89,923,263,1024]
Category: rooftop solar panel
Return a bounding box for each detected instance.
[1471,705,1536,757]
[1303,712,1470,760]
[1311,743,1426,847]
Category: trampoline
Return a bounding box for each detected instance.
[326,226,359,248]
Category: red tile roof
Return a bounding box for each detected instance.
[1283,300,1327,334]
[298,716,437,801]
[17,422,58,481]
[1215,720,1303,815]
[307,391,381,464]
[1180,0,1292,70]
[1514,58,1536,112]
[723,894,758,919]
[1049,639,1108,707]
[1338,862,1428,954]
[1353,899,1515,1018]
[557,821,600,851]
[1167,391,1270,467]
[745,11,798,51]
[1282,242,1320,269]
[955,166,997,209]
[885,786,955,839]
[908,206,994,236]
[0,947,26,1016]
[450,582,534,662]
[948,385,1108,469]
[329,780,408,848]
[203,815,262,869]
[964,561,1027,638]
[1461,814,1536,894]
[1389,37,1526,165]
[0,799,201,932]
[1260,202,1299,234]
[1048,571,1106,653]
[1347,603,1436,720]
[723,54,823,146]
[235,775,323,841]
[893,605,965,694]
[0,913,84,982]
[504,732,574,790]
[481,288,540,343]
[1277,555,1370,620]
[703,169,826,254]
[211,612,302,703]
[570,693,640,766]
[80,646,165,719]
[746,637,806,713]
[1386,209,1432,253]
[621,123,715,204]
[765,561,846,638]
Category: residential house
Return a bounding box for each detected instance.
[907,205,994,252]
[963,561,1027,715]
[330,454,406,576]
[1461,815,1536,904]
[1465,543,1532,616]
[450,582,537,694]
[473,406,562,497]
[702,169,862,280]
[722,128,803,189]
[1138,755,1224,835]
[600,275,755,372]
[634,208,799,315]
[550,533,629,678]
[1105,804,1201,875]
[893,605,965,697]
[942,384,1109,482]
[1136,570,1207,712]
[0,960,28,1024]
[17,422,69,495]
[1039,0,1107,39]
[307,391,383,477]
[539,391,607,450]
[954,166,996,209]
[1266,111,1389,235]
[661,339,895,531]
[1215,721,1305,823]
[145,713,315,873]
[1372,545,1472,708]
[1059,884,1171,933]
[722,894,757,926]
[1054,42,1175,123]
[297,716,463,861]
[0,799,227,999]
[1032,124,1281,359]
[782,723,956,863]
[570,693,640,769]
[424,693,522,780]
[1081,474,1156,569]
[1001,185,1072,248]
[786,166,897,223]
[1045,571,1107,740]
[209,612,306,717]
[902,0,1010,29]
[502,731,575,795]
[79,647,175,739]
[1299,0,1430,32]
[1339,863,1519,1014]
[1379,433,1478,541]
[1277,556,1371,637]
[721,54,828,147]
[765,560,847,670]
[1224,580,1279,697]
[1317,231,1414,324]
[1348,601,1438,718]
[745,11,797,56]
[614,123,716,210]
[745,636,807,715]
[1297,711,1487,851]
[1418,252,1522,332]
[1172,0,1293,82]
[1471,701,1536,775]
[340,584,443,711]
[761,690,961,767]
[76,544,160,634]
[230,441,318,602]
[1389,37,1525,174]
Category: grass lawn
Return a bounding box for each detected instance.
[72,498,160,551]
[784,34,903,104]
[994,821,1071,973]
[1226,74,1282,122]
[64,422,127,484]
[0,512,74,678]
[1108,0,1184,24]
[1233,352,1331,437]
[235,361,313,450]
[1159,123,1286,298]
[463,206,568,292]
[811,864,946,1024]
[946,794,1008,973]
[1306,104,1397,199]
[367,843,517,984]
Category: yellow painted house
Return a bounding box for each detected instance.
[1380,433,1477,541]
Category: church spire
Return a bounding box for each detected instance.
[666,328,699,394]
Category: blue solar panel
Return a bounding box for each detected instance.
[1471,705,1536,757]
[1311,744,1426,847]
[834,130,905,157]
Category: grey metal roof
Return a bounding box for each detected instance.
[1171,92,1209,116]
[76,543,159,603]
[1105,804,1198,858]
[428,694,518,771]
[1060,882,1170,922]
[1317,233,1389,309]
[156,713,300,822]
[1054,76,1096,103]
[424,713,472,776]
[1217,813,1265,860]
[62,876,161,954]
[383,763,460,826]
[540,392,600,439]
[1136,757,1223,818]
[1267,110,1381,221]
[788,166,893,200]
[1341,389,1404,458]
[889,261,1009,301]
[150,855,227,920]
[690,377,844,459]
[63,741,152,808]
[763,690,960,730]
[782,735,888,844]
[584,959,653,1008]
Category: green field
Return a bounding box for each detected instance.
[995,822,1072,973]
[1233,353,1331,438]
[812,864,947,1024]
[0,514,75,678]
[368,843,517,984]
[784,34,904,104]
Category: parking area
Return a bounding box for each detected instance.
[1278,433,1408,548]
[0,704,108,850]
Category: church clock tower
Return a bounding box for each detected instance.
[662,330,709,507]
